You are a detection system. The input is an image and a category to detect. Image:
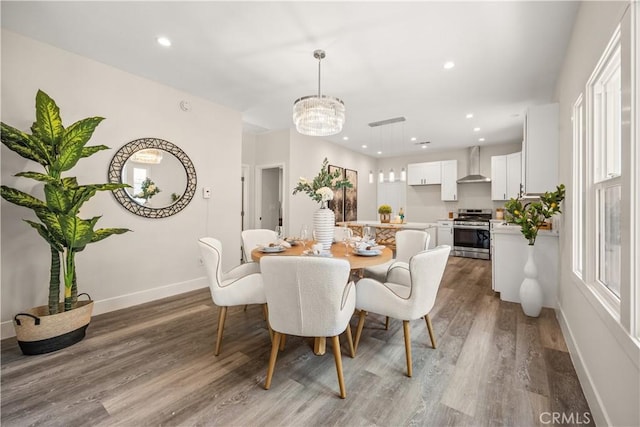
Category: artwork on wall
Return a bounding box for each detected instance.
[328,165,345,223]
[345,169,358,221]
[328,165,358,223]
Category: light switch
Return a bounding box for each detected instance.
[202,187,211,199]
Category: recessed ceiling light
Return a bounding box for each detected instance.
[466,113,473,119]
[473,127,481,132]
[421,145,427,149]
[479,137,485,142]
[343,136,349,141]
[361,145,367,149]
[410,137,417,141]
[157,36,172,47]
[443,61,455,69]
[377,151,382,155]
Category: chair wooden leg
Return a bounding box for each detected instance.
[244,304,248,312]
[214,306,228,356]
[279,334,286,351]
[385,316,390,330]
[345,324,355,358]
[264,304,274,341]
[331,335,347,399]
[425,314,437,349]
[403,320,412,377]
[264,332,282,390]
[354,310,367,354]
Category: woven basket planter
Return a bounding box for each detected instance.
[13,295,93,355]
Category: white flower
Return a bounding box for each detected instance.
[148,184,156,193]
[316,186,334,202]
[299,177,308,184]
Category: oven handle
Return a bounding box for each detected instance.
[453,225,490,231]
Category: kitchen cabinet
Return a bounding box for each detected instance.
[407,161,441,185]
[437,220,453,248]
[491,152,522,200]
[522,103,558,194]
[440,160,457,201]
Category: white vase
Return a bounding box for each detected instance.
[519,245,543,317]
[313,203,335,250]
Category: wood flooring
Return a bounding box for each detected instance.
[1,256,593,426]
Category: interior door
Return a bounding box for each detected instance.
[260,167,281,231]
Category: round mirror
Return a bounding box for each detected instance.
[108,138,197,218]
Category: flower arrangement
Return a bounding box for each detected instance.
[137,177,161,200]
[292,158,352,204]
[504,184,566,245]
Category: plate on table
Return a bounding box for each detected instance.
[303,250,333,257]
[260,246,285,253]
[354,249,381,257]
[285,238,300,246]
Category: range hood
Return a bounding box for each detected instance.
[457,146,491,184]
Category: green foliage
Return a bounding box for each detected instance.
[292,158,352,203]
[378,204,392,214]
[1,90,130,314]
[504,184,566,245]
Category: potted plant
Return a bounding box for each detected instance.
[503,184,565,317]
[1,90,131,355]
[378,204,392,223]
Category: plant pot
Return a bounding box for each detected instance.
[13,296,94,355]
[380,213,391,223]
[519,246,543,317]
[313,206,335,250]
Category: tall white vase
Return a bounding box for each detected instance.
[519,245,543,317]
[313,203,335,250]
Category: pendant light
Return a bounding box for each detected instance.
[293,50,345,136]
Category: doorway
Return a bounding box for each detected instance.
[255,164,285,234]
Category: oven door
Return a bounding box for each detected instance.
[453,225,490,258]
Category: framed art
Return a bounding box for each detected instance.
[345,169,358,221]
[328,165,345,223]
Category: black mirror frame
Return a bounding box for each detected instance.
[108,137,197,218]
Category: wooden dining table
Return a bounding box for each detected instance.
[251,241,393,355]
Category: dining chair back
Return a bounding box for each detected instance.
[241,229,278,263]
[363,229,430,283]
[354,245,451,377]
[260,256,355,398]
[198,237,267,355]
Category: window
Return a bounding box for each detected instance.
[572,95,585,278]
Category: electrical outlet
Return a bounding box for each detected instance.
[202,187,211,199]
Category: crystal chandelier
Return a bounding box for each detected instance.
[293,50,345,136]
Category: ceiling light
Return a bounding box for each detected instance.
[343,136,349,141]
[479,137,485,142]
[400,167,407,182]
[129,149,164,164]
[361,144,367,149]
[466,113,474,119]
[378,170,384,183]
[156,36,172,47]
[389,168,395,183]
[369,170,373,184]
[443,61,455,69]
[410,137,417,141]
[377,151,382,155]
[473,127,481,132]
[421,145,427,149]
[293,50,345,136]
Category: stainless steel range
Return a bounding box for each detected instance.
[453,208,492,260]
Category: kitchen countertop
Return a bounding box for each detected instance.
[337,221,435,229]
[491,221,559,237]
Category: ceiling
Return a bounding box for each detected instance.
[1,1,579,158]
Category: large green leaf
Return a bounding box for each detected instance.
[61,177,78,188]
[0,186,47,210]
[1,122,49,166]
[35,209,65,245]
[32,90,63,147]
[68,186,97,213]
[81,144,109,158]
[44,184,71,214]
[15,171,57,184]
[91,227,131,243]
[59,215,99,249]
[55,117,104,172]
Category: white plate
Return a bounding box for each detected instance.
[355,249,381,257]
[303,250,333,257]
[260,246,285,253]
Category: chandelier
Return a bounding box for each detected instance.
[293,49,345,136]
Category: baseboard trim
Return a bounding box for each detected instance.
[556,304,610,427]
[1,277,209,340]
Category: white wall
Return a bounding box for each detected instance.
[554,2,639,426]
[378,142,521,222]
[1,30,243,337]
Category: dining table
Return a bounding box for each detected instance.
[251,241,393,355]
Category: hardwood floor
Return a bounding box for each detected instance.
[1,257,593,426]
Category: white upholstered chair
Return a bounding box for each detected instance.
[354,245,451,377]
[363,229,430,283]
[261,256,355,399]
[241,229,278,264]
[198,237,266,356]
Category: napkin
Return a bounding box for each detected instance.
[278,239,291,248]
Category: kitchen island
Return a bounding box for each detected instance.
[337,221,437,250]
